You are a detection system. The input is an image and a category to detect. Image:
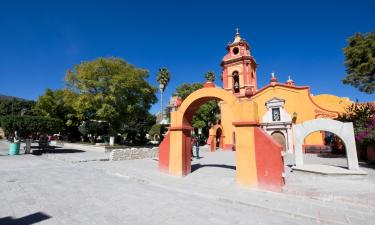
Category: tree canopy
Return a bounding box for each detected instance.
[0,98,35,116]
[343,31,375,94]
[0,115,63,139]
[64,57,157,134]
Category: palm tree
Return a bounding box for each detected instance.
[156,68,170,122]
[205,70,216,82]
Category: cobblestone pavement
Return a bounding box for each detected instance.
[1,141,375,225]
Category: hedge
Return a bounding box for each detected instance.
[0,115,63,138]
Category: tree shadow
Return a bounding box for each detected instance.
[191,163,236,172]
[317,153,347,158]
[44,149,85,154]
[0,212,51,225]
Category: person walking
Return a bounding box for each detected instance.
[191,136,195,158]
[195,135,201,159]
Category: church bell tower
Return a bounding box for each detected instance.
[221,29,258,98]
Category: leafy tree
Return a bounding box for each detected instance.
[34,88,78,125]
[337,103,375,159]
[78,120,108,136]
[34,88,80,142]
[148,123,167,142]
[65,57,157,137]
[337,103,375,143]
[122,112,156,144]
[343,31,375,94]
[0,98,35,116]
[174,83,220,136]
[205,71,216,82]
[0,115,63,139]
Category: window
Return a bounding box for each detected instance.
[272,108,281,121]
[233,71,240,93]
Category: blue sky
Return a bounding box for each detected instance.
[0,0,374,114]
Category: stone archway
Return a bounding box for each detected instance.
[293,118,359,170]
[158,85,285,190]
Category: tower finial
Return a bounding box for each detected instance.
[233,28,241,43]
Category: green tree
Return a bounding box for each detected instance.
[337,103,375,159]
[34,88,80,142]
[343,31,375,94]
[0,115,63,139]
[0,98,35,116]
[122,112,156,144]
[34,89,78,124]
[156,67,171,121]
[148,123,167,142]
[65,57,157,139]
[174,83,220,134]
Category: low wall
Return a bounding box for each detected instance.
[110,147,158,161]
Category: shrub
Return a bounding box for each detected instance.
[0,115,63,139]
[148,124,167,142]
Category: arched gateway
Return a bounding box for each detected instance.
[159,84,285,190]
[293,118,359,170]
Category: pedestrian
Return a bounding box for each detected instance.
[195,135,201,159]
[191,136,195,158]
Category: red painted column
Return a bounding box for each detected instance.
[158,132,170,172]
[254,128,285,191]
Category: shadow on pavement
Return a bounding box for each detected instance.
[44,149,85,154]
[0,212,51,225]
[317,153,346,158]
[359,161,375,170]
[191,163,236,172]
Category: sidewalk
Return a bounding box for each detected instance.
[81,151,375,225]
[0,140,110,163]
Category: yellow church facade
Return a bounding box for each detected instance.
[215,30,352,152]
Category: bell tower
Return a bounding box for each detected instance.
[221,29,258,98]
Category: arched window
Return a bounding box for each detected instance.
[232,71,240,93]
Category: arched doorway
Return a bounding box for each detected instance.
[158,85,284,189]
[293,118,359,170]
[207,124,224,151]
[216,127,222,148]
[271,132,286,152]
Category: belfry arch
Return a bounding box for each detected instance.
[159,85,285,190]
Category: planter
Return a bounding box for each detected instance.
[9,142,20,155]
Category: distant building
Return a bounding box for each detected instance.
[156,96,179,125]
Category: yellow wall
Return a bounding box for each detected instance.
[252,85,340,145]
[312,94,352,113]
[220,85,347,146]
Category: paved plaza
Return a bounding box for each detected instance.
[1,141,375,225]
